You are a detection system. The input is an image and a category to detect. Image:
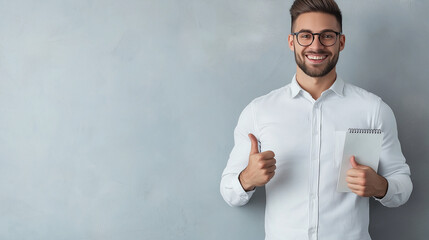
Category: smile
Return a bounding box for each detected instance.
[305,54,328,63]
[307,55,327,60]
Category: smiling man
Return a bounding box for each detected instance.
[220,0,412,240]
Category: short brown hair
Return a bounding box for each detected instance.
[290,0,342,32]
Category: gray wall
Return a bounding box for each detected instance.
[0,0,427,239]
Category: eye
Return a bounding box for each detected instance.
[299,33,312,39]
[321,32,336,39]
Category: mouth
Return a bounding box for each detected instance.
[305,54,328,64]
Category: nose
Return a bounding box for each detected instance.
[309,35,324,48]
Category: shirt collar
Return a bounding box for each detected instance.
[330,76,345,97]
[289,74,345,98]
[290,74,303,98]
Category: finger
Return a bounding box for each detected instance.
[346,168,362,177]
[350,155,359,168]
[248,133,259,154]
[261,150,275,159]
[350,156,371,170]
[266,165,276,173]
[347,183,362,191]
[268,171,275,180]
[263,158,276,167]
[348,184,368,197]
[346,176,361,185]
[259,159,276,169]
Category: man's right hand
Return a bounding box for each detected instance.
[239,133,276,191]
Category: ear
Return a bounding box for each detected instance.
[339,34,345,51]
[288,34,295,51]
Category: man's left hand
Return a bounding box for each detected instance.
[346,156,388,198]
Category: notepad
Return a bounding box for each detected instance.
[336,128,384,192]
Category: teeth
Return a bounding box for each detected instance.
[307,55,326,60]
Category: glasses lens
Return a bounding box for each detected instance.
[297,32,313,46]
[320,31,337,46]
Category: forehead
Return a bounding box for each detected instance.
[294,12,340,32]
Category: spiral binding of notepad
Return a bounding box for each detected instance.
[348,128,382,134]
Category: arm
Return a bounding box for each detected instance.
[220,103,276,207]
[346,100,412,206]
[374,100,413,207]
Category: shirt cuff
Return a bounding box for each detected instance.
[233,173,255,200]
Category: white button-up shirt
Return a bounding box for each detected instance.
[220,75,412,240]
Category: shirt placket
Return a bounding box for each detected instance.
[309,100,321,240]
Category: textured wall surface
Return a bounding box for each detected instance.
[0,0,427,239]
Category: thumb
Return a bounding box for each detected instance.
[248,133,259,154]
[350,155,360,168]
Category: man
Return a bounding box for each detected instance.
[220,0,413,239]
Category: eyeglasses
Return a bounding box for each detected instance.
[292,30,342,47]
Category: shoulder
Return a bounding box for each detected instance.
[250,85,290,107]
[343,82,382,104]
[342,81,398,125]
[237,86,287,117]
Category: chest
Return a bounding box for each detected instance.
[256,100,376,164]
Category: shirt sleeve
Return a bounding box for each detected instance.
[374,100,413,207]
[220,102,257,207]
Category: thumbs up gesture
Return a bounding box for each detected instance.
[346,156,388,198]
[239,134,276,191]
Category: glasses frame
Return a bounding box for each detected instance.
[292,30,342,47]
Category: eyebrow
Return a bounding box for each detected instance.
[296,28,339,33]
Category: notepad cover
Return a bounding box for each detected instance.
[336,130,384,192]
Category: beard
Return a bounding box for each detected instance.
[294,47,340,78]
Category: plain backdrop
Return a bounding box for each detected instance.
[0,0,427,239]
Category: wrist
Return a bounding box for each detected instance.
[375,176,388,199]
[239,170,255,192]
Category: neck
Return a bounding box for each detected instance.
[295,67,337,100]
